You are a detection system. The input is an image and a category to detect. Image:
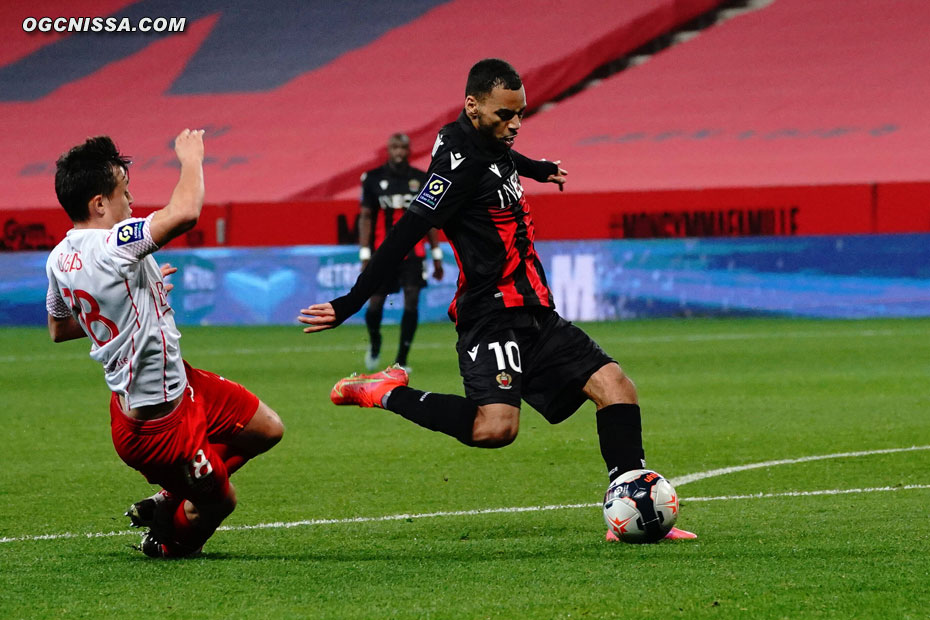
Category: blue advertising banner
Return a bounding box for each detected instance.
[4,234,929,326]
[545,235,930,320]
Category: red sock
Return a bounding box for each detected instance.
[210,443,251,475]
[168,501,213,554]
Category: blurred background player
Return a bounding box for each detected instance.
[300,59,694,541]
[45,130,283,558]
[358,133,444,371]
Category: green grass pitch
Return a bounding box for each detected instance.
[1,317,928,619]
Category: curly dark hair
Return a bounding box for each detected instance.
[465,58,522,99]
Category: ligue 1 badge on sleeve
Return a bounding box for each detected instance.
[415,173,451,210]
[117,221,145,246]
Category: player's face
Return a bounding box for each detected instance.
[386,137,410,166]
[102,166,133,225]
[468,85,526,151]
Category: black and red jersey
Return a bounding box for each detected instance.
[360,163,428,259]
[408,111,557,326]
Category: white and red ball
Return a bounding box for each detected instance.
[603,469,679,543]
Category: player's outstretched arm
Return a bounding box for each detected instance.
[298,210,433,334]
[149,129,205,247]
[427,228,444,281]
[160,263,178,293]
[358,206,374,271]
[545,159,568,192]
[511,151,567,191]
[47,314,86,342]
[298,303,337,333]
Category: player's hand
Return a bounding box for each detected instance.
[174,129,205,166]
[432,259,444,281]
[160,263,178,293]
[298,302,338,333]
[547,160,567,191]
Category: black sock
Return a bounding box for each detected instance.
[395,310,418,366]
[384,386,476,445]
[596,404,646,481]
[365,307,382,356]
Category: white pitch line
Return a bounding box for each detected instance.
[669,445,930,486]
[4,483,930,545]
[0,529,135,544]
[3,445,930,546]
[684,484,930,502]
[215,503,598,534]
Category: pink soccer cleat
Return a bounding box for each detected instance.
[606,526,697,542]
[330,364,409,408]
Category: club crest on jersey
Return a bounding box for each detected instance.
[415,173,451,210]
[496,371,513,390]
[408,179,421,192]
[116,221,144,246]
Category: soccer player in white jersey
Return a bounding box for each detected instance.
[45,130,284,558]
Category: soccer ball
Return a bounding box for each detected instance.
[603,469,678,543]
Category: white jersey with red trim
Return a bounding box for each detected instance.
[45,214,186,408]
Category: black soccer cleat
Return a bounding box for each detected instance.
[125,490,176,540]
[137,532,169,558]
[125,498,158,529]
[134,531,204,559]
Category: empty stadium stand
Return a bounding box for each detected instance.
[2,0,928,248]
[4,1,930,323]
[0,0,723,210]
[504,0,930,193]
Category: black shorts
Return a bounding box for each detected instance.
[455,307,615,424]
[373,256,426,296]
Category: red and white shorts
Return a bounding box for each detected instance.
[109,361,259,503]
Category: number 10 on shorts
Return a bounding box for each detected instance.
[488,341,522,372]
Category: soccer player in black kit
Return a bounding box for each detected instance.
[358,133,444,371]
[300,58,694,541]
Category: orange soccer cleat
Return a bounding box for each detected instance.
[663,526,697,540]
[606,526,697,542]
[330,364,409,408]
